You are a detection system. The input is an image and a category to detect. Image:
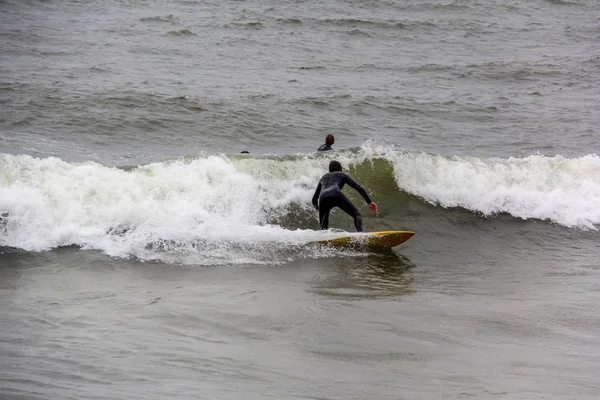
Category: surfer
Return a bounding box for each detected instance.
[312,160,378,232]
[317,134,335,151]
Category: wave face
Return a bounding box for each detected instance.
[1,146,599,263]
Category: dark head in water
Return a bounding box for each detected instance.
[325,134,334,146]
[329,160,342,172]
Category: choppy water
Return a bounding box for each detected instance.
[1,1,600,399]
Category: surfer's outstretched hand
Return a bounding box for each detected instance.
[368,202,378,212]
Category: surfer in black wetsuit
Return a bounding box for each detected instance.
[317,134,335,151]
[312,160,378,232]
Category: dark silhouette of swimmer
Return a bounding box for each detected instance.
[312,160,378,232]
[317,134,334,151]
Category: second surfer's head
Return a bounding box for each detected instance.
[329,160,342,172]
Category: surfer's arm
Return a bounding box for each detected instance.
[344,175,372,205]
[311,182,322,210]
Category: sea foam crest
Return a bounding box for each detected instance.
[386,150,600,229]
[0,154,334,261]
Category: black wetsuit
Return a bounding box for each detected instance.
[311,171,372,232]
[317,143,333,151]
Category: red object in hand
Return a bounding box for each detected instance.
[368,202,378,212]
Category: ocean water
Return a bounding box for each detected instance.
[1,1,600,399]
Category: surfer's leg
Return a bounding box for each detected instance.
[319,209,330,230]
[318,196,335,230]
[353,214,363,232]
[336,194,363,232]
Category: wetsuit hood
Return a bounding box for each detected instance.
[329,160,342,172]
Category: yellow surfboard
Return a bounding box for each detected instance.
[311,230,415,249]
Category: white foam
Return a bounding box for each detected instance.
[381,149,600,229]
[0,153,354,263]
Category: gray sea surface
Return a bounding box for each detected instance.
[1,0,600,399]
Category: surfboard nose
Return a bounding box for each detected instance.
[368,231,415,247]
